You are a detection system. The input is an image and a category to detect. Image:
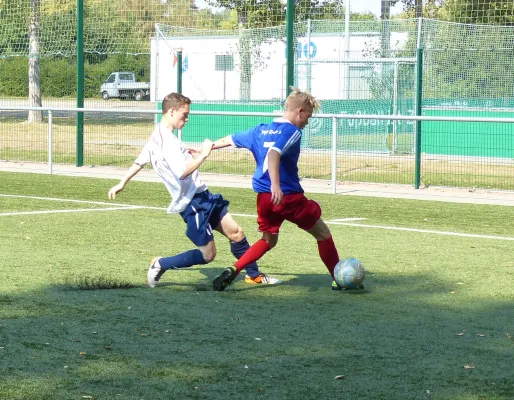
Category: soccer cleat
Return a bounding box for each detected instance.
[212,267,238,291]
[244,274,282,285]
[147,257,164,288]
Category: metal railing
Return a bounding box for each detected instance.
[1,106,514,193]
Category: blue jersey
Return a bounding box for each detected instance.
[231,118,303,194]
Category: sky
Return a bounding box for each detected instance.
[194,0,404,17]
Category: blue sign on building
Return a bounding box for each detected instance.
[285,41,317,59]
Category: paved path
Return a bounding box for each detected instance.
[0,99,156,120]
[0,98,156,109]
[2,160,514,207]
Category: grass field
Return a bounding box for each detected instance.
[1,171,514,400]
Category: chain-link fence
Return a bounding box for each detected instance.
[1,1,514,191]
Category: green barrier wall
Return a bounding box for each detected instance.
[156,100,282,141]
[422,108,514,158]
[157,99,514,159]
[157,99,405,153]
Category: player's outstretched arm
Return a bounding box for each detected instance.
[211,135,233,150]
[180,139,213,180]
[187,135,230,156]
[108,163,143,199]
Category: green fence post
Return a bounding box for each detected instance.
[414,47,423,189]
[76,0,84,167]
[177,50,182,94]
[286,0,295,97]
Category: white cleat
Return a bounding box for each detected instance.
[244,274,282,285]
[147,257,164,288]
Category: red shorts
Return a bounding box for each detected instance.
[256,192,322,234]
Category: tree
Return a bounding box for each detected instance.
[418,1,514,100]
[0,0,30,57]
[380,0,392,58]
[443,0,514,25]
[350,11,377,21]
[28,0,42,123]
[295,0,345,20]
[380,0,420,57]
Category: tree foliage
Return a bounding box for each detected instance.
[394,0,514,24]
[443,0,514,25]
[206,0,350,26]
[2,0,514,101]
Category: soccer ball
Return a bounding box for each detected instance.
[334,258,365,289]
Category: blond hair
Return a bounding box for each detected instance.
[284,87,320,112]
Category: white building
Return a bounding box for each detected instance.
[150,31,410,102]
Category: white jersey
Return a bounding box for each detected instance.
[135,122,207,213]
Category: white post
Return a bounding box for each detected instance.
[155,23,160,103]
[344,0,351,99]
[306,19,312,93]
[331,116,338,194]
[154,23,160,127]
[48,110,53,174]
[392,61,399,154]
[417,17,423,49]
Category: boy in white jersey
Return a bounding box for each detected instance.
[209,88,344,291]
[108,92,280,288]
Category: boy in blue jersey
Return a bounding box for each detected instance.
[107,92,280,288]
[209,87,343,291]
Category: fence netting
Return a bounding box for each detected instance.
[1,1,514,190]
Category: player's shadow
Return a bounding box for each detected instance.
[277,271,371,294]
[186,267,373,293]
[55,267,373,293]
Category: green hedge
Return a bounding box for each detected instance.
[0,54,150,98]
[0,57,28,96]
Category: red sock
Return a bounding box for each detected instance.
[317,236,340,279]
[234,239,271,274]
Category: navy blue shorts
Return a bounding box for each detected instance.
[179,190,230,247]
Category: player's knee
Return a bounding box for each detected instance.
[308,219,332,241]
[228,225,245,242]
[317,228,332,241]
[263,234,278,249]
[200,247,216,263]
[203,252,216,263]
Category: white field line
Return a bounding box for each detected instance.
[3,194,513,241]
[331,218,368,222]
[231,213,258,218]
[0,194,166,210]
[0,206,144,217]
[329,221,514,241]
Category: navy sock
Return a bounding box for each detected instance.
[159,249,206,271]
[231,238,260,278]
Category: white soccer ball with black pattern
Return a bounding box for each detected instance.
[334,258,365,289]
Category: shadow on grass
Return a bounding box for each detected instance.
[49,267,462,299]
[1,270,514,400]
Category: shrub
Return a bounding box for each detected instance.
[0,54,150,98]
[0,58,28,96]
